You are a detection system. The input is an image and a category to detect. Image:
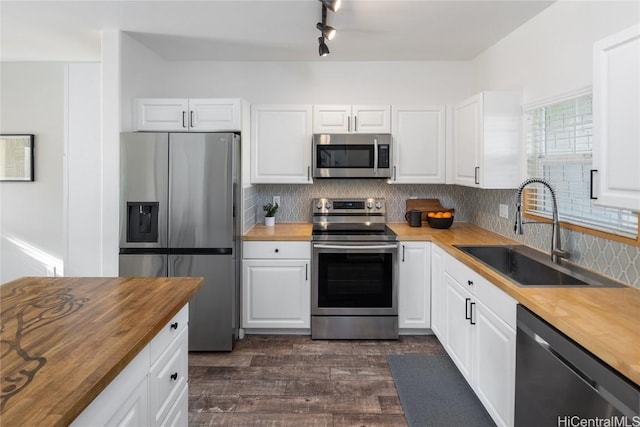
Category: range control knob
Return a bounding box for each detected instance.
[325,201,332,209]
[375,201,383,209]
[366,201,373,209]
[316,201,323,209]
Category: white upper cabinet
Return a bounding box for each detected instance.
[592,25,640,211]
[453,92,522,189]
[313,105,391,133]
[251,104,313,184]
[391,106,446,184]
[136,98,241,132]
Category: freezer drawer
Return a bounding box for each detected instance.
[169,254,235,351]
[119,254,168,277]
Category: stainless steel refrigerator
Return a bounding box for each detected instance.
[119,132,240,351]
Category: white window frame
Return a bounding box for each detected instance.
[524,90,638,240]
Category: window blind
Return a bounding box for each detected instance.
[525,93,638,239]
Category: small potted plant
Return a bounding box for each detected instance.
[262,202,279,226]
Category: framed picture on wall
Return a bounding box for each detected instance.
[0,134,35,181]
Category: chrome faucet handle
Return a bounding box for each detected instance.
[552,249,570,260]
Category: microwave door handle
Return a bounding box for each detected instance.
[373,138,378,174]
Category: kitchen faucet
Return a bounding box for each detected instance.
[514,178,570,264]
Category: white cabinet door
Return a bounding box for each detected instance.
[251,104,313,184]
[189,98,241,131]
[136,98,241,132]
[313,105,390,133]
[242,259,310,329]
[443,273,474,383]
[136,98,189,131]
[453,95,481,187]
[352,105,391,133]
[430,244,445,340]
[391,106,446,183]
[593,25,640,211]
[474,300,516,427]
[313,105,351,133]
[398,242,431,329]
[453,92,522,189]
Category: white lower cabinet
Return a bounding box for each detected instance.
[438,250,517,427]
[398,241,431,330]
[242,241,311,330]
[71,305,189,427]
[430,244,445,339]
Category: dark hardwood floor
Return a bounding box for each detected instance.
[189,335,446,426]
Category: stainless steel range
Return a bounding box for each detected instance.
[311,198,399,340]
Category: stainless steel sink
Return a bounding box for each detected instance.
[454,245,624,288]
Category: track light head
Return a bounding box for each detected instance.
[318,37,330,57]
[316,23,336,40]
[318,0,341,12]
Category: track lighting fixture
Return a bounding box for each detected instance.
[316,22,336,41]
[318,36,330,56]
[316,0,338,56]
[319,0,341,12]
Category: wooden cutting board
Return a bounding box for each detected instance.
[405,198,454,222]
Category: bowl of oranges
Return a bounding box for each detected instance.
[426,211,454,229]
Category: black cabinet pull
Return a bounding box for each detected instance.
[170,322,178,330]
[170,372,178,381]
[470,302,476,325]
[402,245,406,262]
[182,111,187,128]
[465,297,471,320]
[305,264,308,281]
[590,169,598,200]
[354,116,358,132]
[190,111,194,128]
[275,248,279,253]
[467,280,473,287]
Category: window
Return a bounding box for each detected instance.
[524,92,638,239]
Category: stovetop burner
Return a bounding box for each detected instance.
[311,198,397,242]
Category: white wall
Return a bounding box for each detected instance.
[64,63,102,276]
[474,0,640,105]
[0,62,65,282]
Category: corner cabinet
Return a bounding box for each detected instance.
[592,25,640,211]
[242,241,311,331]
[390,106,446,184]
[135,98,241,131]
[251,105,313,184]
[398,241,431,331]
[438,250,517,427]
[453,92,522,189]
[313,105,391,134]
[71,305,189,427]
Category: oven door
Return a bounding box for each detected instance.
[312,241,398,316]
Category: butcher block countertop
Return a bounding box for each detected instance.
[0,276,203,426]
[244,221,640,385]
[243,223,313,241]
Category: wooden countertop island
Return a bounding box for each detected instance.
[0,276,203,426]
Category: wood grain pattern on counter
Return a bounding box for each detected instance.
[243,223,313,241]
[0,276,202,426]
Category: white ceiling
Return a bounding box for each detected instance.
[0,0,555,62]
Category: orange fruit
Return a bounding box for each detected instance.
[427,212,436,218]
[442,212,452,218]
[435,212,443,218]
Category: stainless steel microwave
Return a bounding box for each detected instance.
[312,134,392,179]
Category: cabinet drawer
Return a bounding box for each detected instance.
[149,304,189,366]
[150,327,188,426]
[444,253,481,295]
[474,279,517,329]
[160,383,188,427]
[243,241,311,259]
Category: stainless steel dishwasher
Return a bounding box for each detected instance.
[515,305,639,426]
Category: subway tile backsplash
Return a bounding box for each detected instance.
[243,182,639,288]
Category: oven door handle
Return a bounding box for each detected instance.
[313,243,399,250]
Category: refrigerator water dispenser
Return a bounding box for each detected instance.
[127,202,159,242]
